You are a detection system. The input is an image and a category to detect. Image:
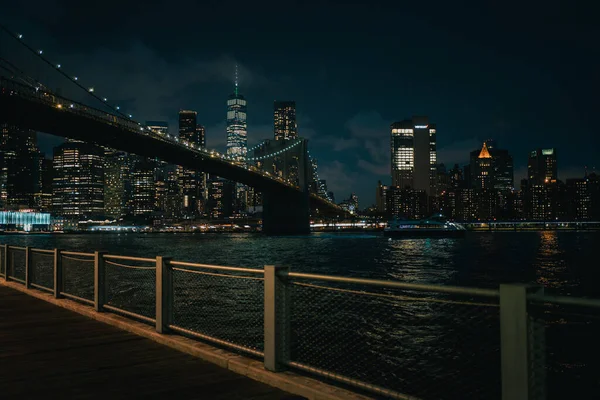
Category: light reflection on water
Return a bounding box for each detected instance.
[1,231,599,295]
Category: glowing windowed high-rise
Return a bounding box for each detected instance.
[274,101,297,141]
[390,116,436,195]
[226,67,247,157]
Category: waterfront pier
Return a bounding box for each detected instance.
[1,244,599,400]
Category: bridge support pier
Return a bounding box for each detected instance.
[262,190,310,235]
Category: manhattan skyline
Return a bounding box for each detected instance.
[2,1,597,205]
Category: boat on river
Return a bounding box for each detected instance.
[384,214,466,238]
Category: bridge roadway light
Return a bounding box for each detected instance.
[73,76,78,81]
[56,64,61,68]
[88,87,94,92]
[18,34,23,39]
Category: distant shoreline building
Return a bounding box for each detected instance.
[390,116,436,196]
[52,141,104,219]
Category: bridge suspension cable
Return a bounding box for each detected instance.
[245,139,304,161]
[0,24,135,122]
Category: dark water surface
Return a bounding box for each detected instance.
[2,231,598,399]
[2,230,599,295]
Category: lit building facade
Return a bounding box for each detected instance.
[0,123,43,209]
[132,158,156,217]
[376,181,388,213]
[226,83,247,157]
[274,101,297,141]
[146,121,169,136]
[0,211,50,231]
[177,112,206,218]
[206,177,234,219]
[386,187,428,220]
[469,141,514,220]
[104,150,131,219]
[528,148,557,185]
[390,116,436,196]
[52,141,104,219]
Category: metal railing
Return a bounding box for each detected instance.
[2,243,598,400]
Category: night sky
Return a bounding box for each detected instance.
[2,1,598,205]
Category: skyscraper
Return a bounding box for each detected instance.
[52,141,104,218]
[176,113,205,218]
[0,123,43,209]
[178,112,197,141]
[104,150,131,219]
[132,158,156,217]
[528,148,557,185]
[390,116,436,196]
[274,101,297,141]
[226,69,247,157]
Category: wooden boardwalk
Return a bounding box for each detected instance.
[0,286,304,399]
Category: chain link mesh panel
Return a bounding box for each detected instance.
[105,258,156,321]
[61,253,94,301]
[289,281,501,400]
[172,268,264,353]
[9,248,26,282]
[30,250,54,290]
[529,300,600,400]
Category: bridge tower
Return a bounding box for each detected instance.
[255,139,311,234]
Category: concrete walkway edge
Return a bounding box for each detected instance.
[1,280,372,400]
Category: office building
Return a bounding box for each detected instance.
[390,116,436,196]
[226,74,247,157]
[0,124,43,209]
[274,101,297,141]
[206,177,234,219]
[34,159,53,213]
[469,141,514,220]
[131,158,156,217]
[376,181,388,213]
[528,149,557,185]
[52,141,104,218]
[178,111,197,141]
[386,187,428,220]
[177,112,206,218]
[104,150,131,219]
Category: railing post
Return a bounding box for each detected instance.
[264,265,291,372]
[94,251,107,312]
[500,284,545,400]
[54,249,63,299]
[156,256,172,333]
[25,246,31,288]
[3,244,8,281]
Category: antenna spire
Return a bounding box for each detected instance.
[234,63,239,96]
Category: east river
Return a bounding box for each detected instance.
[1,231,598,399]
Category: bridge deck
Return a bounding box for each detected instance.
[0,286,303,400]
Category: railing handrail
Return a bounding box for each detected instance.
[169,260,264,274]
[61,251,94,257]
[288,271,500,298]
[7,245,27,251]
[104,254,155,263]
[528,293,600,308]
